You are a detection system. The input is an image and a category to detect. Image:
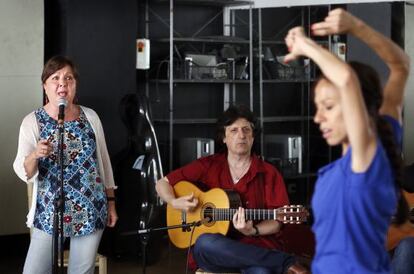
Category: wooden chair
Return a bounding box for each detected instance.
[59,250,107,274]
[27,183,108,274]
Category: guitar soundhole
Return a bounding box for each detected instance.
[201,203,215,227]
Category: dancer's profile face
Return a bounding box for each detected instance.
[313,78,347,146]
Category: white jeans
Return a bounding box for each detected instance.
[23,227,103,274]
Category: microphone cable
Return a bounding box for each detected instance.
[185,223,198,274]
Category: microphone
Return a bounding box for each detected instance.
[57,98,67,125]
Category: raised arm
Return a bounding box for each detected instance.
[311,8,410,123]
[285,27,376,171]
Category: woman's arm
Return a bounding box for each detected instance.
[285,27,376,172]
[82,107,119,227]
[13,113,42,182]
[311,8,410,123]
[85,107,117,189]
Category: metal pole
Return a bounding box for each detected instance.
[52,122,65,274]
[249,3,253,110]
[145,0,150,98]
[258,8,264,156]
[169,0,174,172]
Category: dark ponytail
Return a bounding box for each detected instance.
[377,116,408,224]
[350,61,408,224]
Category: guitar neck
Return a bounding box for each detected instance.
[208,208,277,221]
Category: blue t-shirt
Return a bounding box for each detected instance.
[311,143,397,274]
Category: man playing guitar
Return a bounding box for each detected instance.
[155,105,308,274]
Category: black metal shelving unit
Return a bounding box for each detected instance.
[145,0,254,171]
[143,1,335,205]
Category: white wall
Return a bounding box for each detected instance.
[0,0,43,235]
[404,3,414,163]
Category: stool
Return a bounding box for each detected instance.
[195,269,240,274]
[59,250,107,274]
[27,183,108,274]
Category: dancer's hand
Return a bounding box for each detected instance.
[284,26,311,63]
[311,8,361,36]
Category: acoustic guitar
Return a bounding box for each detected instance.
[387,191,414,250]
[167,181,309,248]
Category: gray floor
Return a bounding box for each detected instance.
[108,245,189,274]
[0,243,190,274]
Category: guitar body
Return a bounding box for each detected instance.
[167,181,308,248]
[387,191,414,250]
[167,181,241,249]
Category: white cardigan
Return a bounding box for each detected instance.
[13,106,117,227]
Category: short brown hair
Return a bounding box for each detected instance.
[41,55,79,84]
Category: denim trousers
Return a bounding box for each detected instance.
[193,233,295,274]
[23,227,103,274]
[391,237,414,274]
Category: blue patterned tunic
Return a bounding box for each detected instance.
[33,107,107,237]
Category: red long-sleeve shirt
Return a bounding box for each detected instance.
[166,152,290,265]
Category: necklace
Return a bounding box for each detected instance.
[229,158,251,183]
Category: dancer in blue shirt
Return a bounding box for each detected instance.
[312,8,412,274]
[284,23,408,273]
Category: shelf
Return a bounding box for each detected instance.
[153,0,251,7]
[155,37,249,44]
[154,116,312,124]
[150,79,250,84]
[154,118,217,124]
[151,79,312,84]
[262,40,285,45]
[262,40,329,46]
[146,3,331,177]
[284,173,317,180]
[262,79,313,83]
[262,116,313,122]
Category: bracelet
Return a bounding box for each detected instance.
[107,197,116,202]
[252,225,260,237]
